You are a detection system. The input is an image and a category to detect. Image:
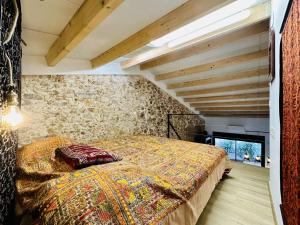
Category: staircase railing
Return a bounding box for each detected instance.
[167,113,202,140]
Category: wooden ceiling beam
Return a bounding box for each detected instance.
[122,2,270,69]
[201,111,269,114]
[155,49,268,81]
[46,0,124,66]
[177,82,269,97]
[140,20,269,70]
[91,0,232,68]
[167,67,268,89]
[184,92,269,102]
[202,113,269,118]
[190,100,269,107]
[196,106,269,111]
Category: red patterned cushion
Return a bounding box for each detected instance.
[55,145,121,169]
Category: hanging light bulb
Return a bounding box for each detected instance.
[1,52,23,128]
[3,106,23,127]
[2,90,23,128]
[0,0,23,128]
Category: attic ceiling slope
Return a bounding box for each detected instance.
[22,0,271,118]
[155,49,268,81]
[139,20,269,70]
[90,0,233,68]
[166,67,268,89]
[123,3,270,70]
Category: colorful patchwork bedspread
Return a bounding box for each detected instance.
[17,135,228,225]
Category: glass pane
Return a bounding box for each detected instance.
[236,140,262,166]
[215,138,235,160]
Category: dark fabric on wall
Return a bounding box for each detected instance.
[281,0,300,224]
[0,0,22,224]
[0,131,17,225]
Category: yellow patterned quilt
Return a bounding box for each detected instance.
[16,135,229,225]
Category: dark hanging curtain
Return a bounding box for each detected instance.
[0,0,22,224]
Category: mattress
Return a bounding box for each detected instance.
[16,135,230,225]
[163,157,227,225]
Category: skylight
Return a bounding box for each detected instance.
[149,0,258,48]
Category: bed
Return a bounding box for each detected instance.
[16,135,231,225]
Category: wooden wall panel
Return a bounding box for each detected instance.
[281,0,300,224]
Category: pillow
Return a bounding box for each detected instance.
[55,144,122,169]
[17,136,73,176]
[16,136,74,209]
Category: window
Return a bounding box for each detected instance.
[213,132,265,167]
[215,138,235,159]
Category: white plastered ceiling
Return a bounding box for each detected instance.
[22,0,187,63]
[21,0,271,116]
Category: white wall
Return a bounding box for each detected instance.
[22,55,142,75]
[269,0,290,224]
[204,116,270,160]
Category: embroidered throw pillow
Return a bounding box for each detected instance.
[55,144,121,168]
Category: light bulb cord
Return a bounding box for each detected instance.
[4,52,14,86]
[0,0,20,108]
[1,0,20,88]
[3,0,19,45]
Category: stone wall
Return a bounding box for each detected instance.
[19,75,204,146]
